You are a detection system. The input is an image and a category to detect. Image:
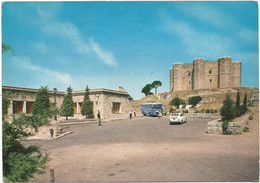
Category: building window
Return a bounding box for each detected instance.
[189,81,191,85]
[113,102,121,114]
[79,102,83,113]
[209,69,212,74]
[210,79,212,83]
[26,102,34,114]
[188,72,190,76]
[73,103,77,114]
[13,101,23,114]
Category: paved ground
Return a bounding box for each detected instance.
[25,107,259,182]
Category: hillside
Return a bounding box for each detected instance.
[132,87,258,113]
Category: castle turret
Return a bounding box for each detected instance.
[231,61,241,88]
[170,68,174,91]
[172,63,183,91]
[193,58,205,90]
[218,56,231,89]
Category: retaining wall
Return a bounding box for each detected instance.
[186,113,221,119]
[207,113,250,134]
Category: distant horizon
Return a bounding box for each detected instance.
[2,1,258,99]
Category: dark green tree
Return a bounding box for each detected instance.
[151,80,162,94]
[220,94,235,121]
[60,86,74,120]
[243,93,248,107]
[170,96,184,109]
[141,84,153,96]
[2,94,50,182]
[188,96,202,107]
[2,44,50,182]
[32,86,51,118]
[235,90,240,108]
[81,85,93,118]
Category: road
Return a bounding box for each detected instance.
[25,110,259,182]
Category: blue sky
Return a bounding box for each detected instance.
[2,1,258,99]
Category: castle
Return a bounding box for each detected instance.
[170,56,241,91]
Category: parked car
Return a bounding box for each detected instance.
[169,112,187,124]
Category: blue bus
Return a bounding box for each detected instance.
[141,103,163,116]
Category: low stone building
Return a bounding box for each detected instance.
[3,85,133,121]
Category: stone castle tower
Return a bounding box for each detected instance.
[170,56,241,91]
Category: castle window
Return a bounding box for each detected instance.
[189,81,191,85]
[188,72,190,76]
[210,79,212,83]
[209,69,212,74]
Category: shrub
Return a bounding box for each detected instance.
[222,120,230,133]
[188,96,202,107]
[50,128,54,137]
[32,86,51,118]
[205,109,210,113]
[220,94,235,121]
[243,127,250,132]
[170,97,185,109]
[249,114,254,120]
[235,105,247,117]
[169,108,175,113]
[182,110,189,113]
[201,109,205,113]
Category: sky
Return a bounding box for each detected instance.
[2,1,259,99]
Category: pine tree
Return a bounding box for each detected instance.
[60,86,74,120]
[32,86,51,117]
[81,85,93,118]
[220,94,235,121]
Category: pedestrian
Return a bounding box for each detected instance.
[158,111,162,119]
[129,110,132,119]
[97,110,101,126]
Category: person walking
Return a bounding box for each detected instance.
[129,110,132,119]
[97,110,101,126]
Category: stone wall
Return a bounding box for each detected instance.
[207,113,250,134]
[204,61,218,90]
[170,56,241,92]
[186,113,221,119]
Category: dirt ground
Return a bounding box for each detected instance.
[25,106,259,182]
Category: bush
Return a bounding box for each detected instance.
[201,109,205,113]
[182,110,189,113]
[50,128,54,137]
[222,120,230,133]
[205,109,210,113]
[220,94,235,121]
[169,108,175,113]
[170,97,185,109]
[243,127,250,132]
[235,105,247,117]
[188,96,202,107]
[249,114,254,120]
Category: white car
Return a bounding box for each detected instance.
[169,112,187,124]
